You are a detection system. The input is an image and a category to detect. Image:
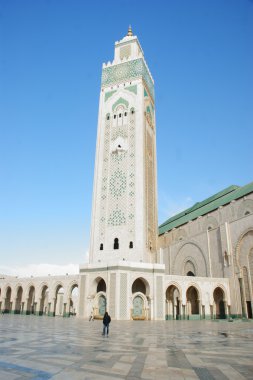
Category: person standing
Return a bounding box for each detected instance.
[102,311,111,336]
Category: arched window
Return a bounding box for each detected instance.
[129,241,133,249]
[106,115,110,120]
[114,238,119,250]
[100,243,103,251]
[187,271,195,276]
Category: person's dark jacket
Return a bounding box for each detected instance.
[103,313,111,326]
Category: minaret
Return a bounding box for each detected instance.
[89,28,158,265]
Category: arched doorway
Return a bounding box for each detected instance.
[166,285,181,320]
[97,279,106,293]
[98,295,106,316]
[39,286,49,316]
[131,278,149,320]
[132,295,144,318]
[54,285,65,316]
[186,286,200,318]
[4,287,12,313]
[213,287,226,319]
[27,286,35,314]
[15,286,23,314]
[69,285,79,316]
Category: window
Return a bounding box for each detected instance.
[187,271,195,276]
[100,243,103,251]
[106,115,110,120]
[245,211,250,216]
[114,238,119,250]
[131,110,135,114]
[129,241,133,249]
[114,115,116,119]
[119,113,122,118]
[124,112,127,116]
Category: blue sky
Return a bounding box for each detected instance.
[0,0,252,276]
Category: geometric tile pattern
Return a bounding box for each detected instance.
[1,315,253,379]
[102,58,154,101]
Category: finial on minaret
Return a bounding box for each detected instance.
[127,25,133,36]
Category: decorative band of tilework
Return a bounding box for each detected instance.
[102,58,154,101]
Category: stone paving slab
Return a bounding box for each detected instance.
[0,315,253,379]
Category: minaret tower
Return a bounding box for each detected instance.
[89,27,158,265]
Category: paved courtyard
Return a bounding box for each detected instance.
[0,315,252,380]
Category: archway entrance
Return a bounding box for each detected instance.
[133,296,144,318]
[54,286,65,316]
[26,286,35,314]
[213,287,226,319]
[166,285,180,320]
[69,285,79,316]
[15,287,23,314]
[131,278,149,320]
[4,287,12,313]
[186,286,199,318]
[98,295,106,316]
[39,286,49,316]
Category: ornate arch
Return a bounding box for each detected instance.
[182,256,198,276]
[37,282,49,298]
[172,241,208,277]
[131,276,150,296]
[165,281,182,301]
[52,281,65,298]
[66,280,79,299]
[212,284,228,304]
[3,284,12,298]
[24,282,36,299]
[234,228,253,274]
[186,282,202,302]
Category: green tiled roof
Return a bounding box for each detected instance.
[159,181,253,235]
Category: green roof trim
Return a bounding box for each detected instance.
[159,182,253,235]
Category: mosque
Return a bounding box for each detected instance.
[1,28,253,321]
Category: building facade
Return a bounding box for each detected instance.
[0,29,253,320]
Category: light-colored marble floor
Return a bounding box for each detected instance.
[0,315,252,379]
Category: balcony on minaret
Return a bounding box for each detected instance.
[114,26,144,64]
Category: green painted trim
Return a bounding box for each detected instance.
[144,88,148,97]
[63,312,70,318]
[188,314,201,320]
[47,312,55,317]
[105,90,117,102]
[112,97,129,111]
[125,85,137,94]
[80,265,165,274]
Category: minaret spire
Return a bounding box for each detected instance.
[127,25,133,36]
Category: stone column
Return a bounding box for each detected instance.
[23,298,29,315]
[224,301,229,319]
[149,297,153,320]
[178,300,182,320]
[198,300,202,319]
